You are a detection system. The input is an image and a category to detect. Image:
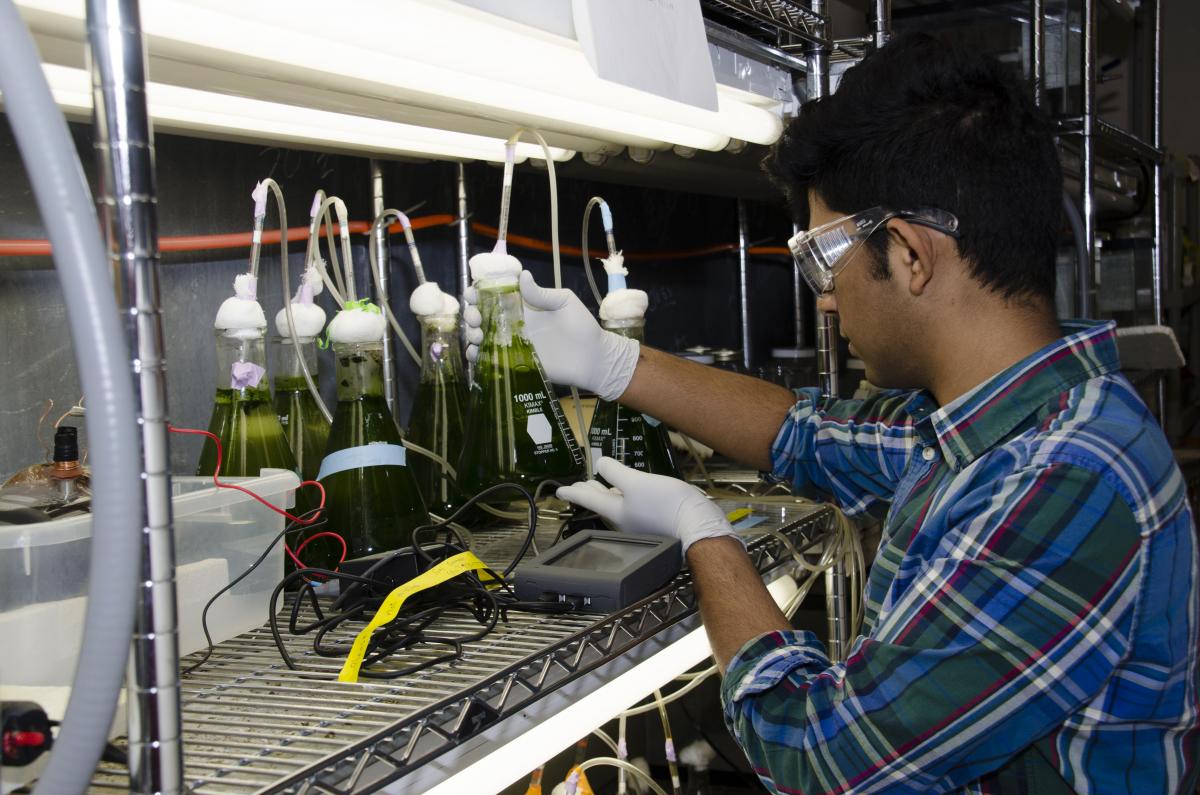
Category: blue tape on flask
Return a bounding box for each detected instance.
[642,413,662,427]
[317,442,407,481]
[606,272,627,292]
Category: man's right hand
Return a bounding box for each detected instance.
[463,270,640,402]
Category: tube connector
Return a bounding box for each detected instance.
[599,200,614,233]
[251,180,268,219]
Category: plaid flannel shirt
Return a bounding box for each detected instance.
[722,321,1199,794]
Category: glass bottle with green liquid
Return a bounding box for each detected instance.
[406,311,469,516]
[271,335,330,484]
[197,327,297,477]
[587,316,680,478]
[311,314,429,567]
[457,260,585,500]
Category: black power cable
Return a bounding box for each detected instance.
[183,506,327,676]
[264,482,575,680]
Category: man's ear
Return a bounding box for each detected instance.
[886,219,938,297]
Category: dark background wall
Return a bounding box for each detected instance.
[0,121,794,481]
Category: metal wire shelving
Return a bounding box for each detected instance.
[87,502,833,794]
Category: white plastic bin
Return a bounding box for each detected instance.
[0,469,298,687]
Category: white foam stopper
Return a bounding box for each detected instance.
[274,302,326,339]
[409,281,461,319]
[214,272,266,336]
[601,250,627,275]
[328,305,386,344]
[599,287,648,322]
[469,251,522,284]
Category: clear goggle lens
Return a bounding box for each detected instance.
[788,207,959,294]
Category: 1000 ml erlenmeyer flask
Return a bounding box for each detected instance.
[587,318,680,478]
[311,341,429,567]
[406,314,468,516]
[198,330,297,477]
[457,279,585,498]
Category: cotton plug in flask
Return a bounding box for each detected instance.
[405,283,468,516]
[312,302,429,565]
[587,256,679,478]
[457,252,585,499]
[197,274,297,477]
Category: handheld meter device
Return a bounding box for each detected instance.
[511,530,681,613]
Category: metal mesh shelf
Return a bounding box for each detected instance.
[88,501,832,794]
[701,0,828,47]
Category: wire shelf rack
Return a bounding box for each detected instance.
[701,0,827,46]
[86,501,832,794]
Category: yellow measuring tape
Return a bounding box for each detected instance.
[337,550,499,683]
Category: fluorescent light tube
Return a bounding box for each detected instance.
[20,64,574,163]
[17,0,784,152]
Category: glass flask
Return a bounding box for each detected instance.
[271,335,330,483]
[311,341,429,567]
[406,314,468,516]
[457,279,585,499]
[197,329,297,477]
[587,318,680,478]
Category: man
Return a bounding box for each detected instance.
[466,34,1199,793]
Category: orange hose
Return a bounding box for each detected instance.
[0,214,458,256]
[0,212,788,262]
[470,222,789,262]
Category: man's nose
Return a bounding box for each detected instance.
[816,292,837,314]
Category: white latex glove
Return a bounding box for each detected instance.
[556,457,741,555]
[463,271,639,401]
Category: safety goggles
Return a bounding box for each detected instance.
[788,207,960,294]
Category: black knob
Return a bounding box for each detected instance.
[53,426,79,463]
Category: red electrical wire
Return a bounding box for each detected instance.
[167,425,346,572]
[292,532,349,571]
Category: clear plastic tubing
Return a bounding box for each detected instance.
[504,127,593,481]
[263,178,332,423]
[395,210,427,285]
[366,207,421,365]
[581,195,618,306]
[248,180,269,279]
[494,140,517,253]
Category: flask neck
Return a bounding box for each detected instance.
[602,318,645,343]
[477,282,524,347]
[215,331,268,392]
[333,342,385,401]
[419,316,464,382]
[272,336,319,383]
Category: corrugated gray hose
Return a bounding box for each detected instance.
[0,3,143,793]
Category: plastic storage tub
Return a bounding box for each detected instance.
[0,469,298,687]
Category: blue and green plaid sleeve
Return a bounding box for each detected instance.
[721,462,1143,795]
[771,387,921,516]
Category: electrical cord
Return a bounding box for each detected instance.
[264,482,574,679]
[182,506,327,676]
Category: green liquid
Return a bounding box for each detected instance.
[588,401,680,478]
[273,376,332,579]
[457,285,585,497]
[273,376,331,483]
[196,386,297,477]
[408,376,468,516]
[312,347,429,566]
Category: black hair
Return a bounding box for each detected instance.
[765,33,1062,303]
